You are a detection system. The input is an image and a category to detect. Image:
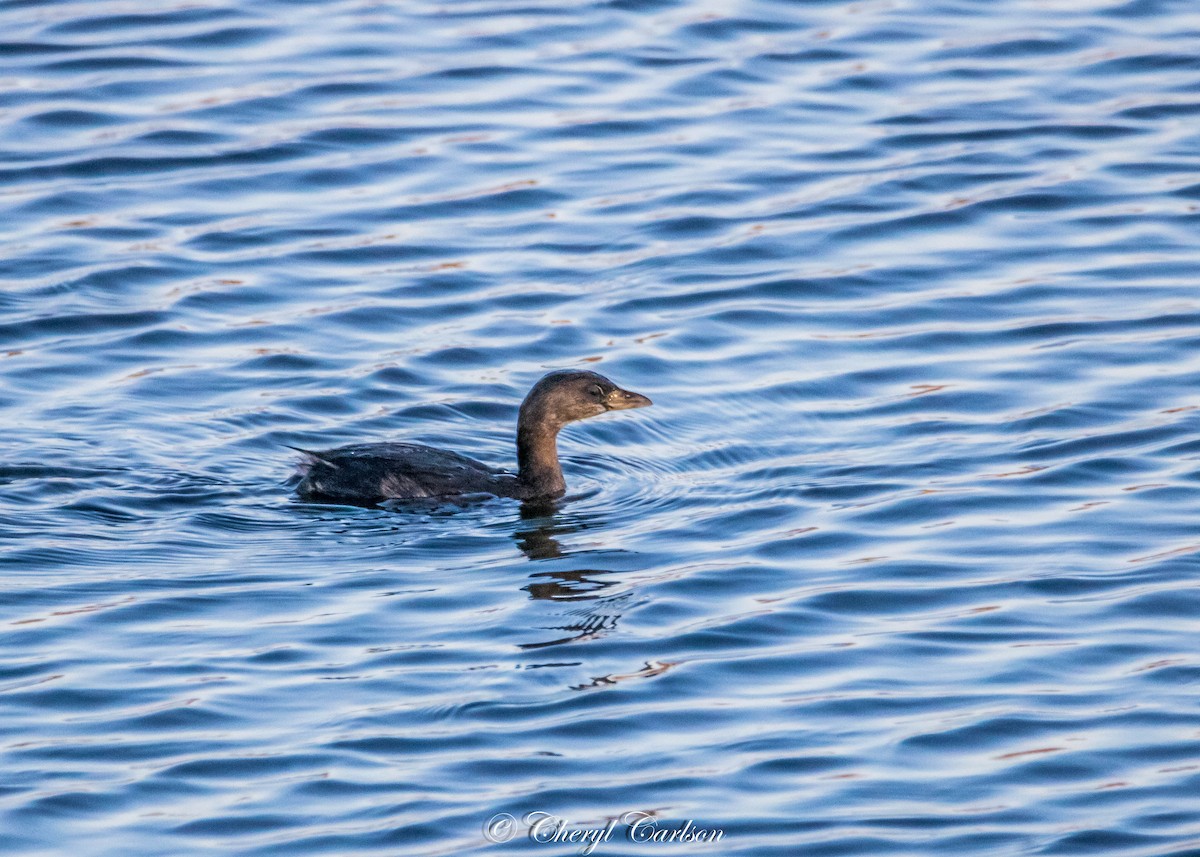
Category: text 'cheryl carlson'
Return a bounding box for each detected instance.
[483,810,726,853]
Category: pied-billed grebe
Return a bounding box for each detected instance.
[292,369,651,505]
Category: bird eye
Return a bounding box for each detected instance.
[590,384,604,398]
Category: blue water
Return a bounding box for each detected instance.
[4,0,1200,854]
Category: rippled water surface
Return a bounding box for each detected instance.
[4,0,1200,854]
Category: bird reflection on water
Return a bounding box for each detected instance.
[512,500,633,650]
[513,502,676,687]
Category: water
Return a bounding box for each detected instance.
[3,0,1200,853]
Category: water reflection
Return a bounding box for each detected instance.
[571,660,678,692]
[516,605,624,651]
[513,501,632,649]
[524,568,618,600]
[515,502,624,598]
[513,498,571,560]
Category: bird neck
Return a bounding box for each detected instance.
[516,411,566,498]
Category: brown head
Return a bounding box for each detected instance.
[515,369,652,497]
[518,369,652,430]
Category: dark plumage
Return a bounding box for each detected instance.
[292,369,652,505]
